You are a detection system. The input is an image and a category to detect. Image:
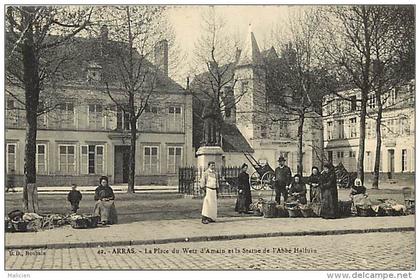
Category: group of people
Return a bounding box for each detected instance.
[67,176,118,225]
[200,157,340,224]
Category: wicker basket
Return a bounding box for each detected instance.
[11,220,28,232]
[287,208,302,218]
[262,201,278,218]
[276,205,289,218]
[300,207,314,218]
[85,215,100,228]
[70,218,89,229]
[356,206,375,217]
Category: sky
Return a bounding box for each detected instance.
[165,5,295,84]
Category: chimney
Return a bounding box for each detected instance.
[154,39,169,77]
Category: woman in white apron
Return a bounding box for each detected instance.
[201,162,219,224]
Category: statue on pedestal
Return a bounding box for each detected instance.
[201,99,222,146]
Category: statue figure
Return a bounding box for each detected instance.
[201,99,222,146]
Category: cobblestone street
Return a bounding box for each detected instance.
[5,231,414,270]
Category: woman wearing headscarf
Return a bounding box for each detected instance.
[236,163,252,213]
[287,174,307,204]
[93,176,118,225]
[320,162,339,219]
[200,162,219,224]
[308,166,321,203]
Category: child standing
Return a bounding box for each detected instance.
[67,184,82,213]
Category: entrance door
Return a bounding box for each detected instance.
[387,149,395,179]
[114,146,130,183]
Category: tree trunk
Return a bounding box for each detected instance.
[22,20,40,212]
[297,113,305,176]
[127,118,137,193]
[372,93,383,189]
[357,94,368,184]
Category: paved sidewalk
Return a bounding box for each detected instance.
[5,215,414,249]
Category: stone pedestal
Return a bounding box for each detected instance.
[196,146,224,170]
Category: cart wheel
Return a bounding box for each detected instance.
[250,171,263,190]
[261,171,275,190]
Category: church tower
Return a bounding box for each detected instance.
[234,25,267,146]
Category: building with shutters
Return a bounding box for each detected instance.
[322,80,415,182]
[5,30,193,186]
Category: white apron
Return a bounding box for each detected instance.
[202,175,217,220]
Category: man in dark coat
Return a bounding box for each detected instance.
[320,162,339,219]
[67,184,82,213]
[273,156,292,204]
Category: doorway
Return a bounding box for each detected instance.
[114,145,130,183]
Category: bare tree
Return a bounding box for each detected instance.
[265,8,332,175]
[369,6,414,188]
[97,6,169,193]
[321,6,380,184]
[5,6,92,212]
[190,7,241,145]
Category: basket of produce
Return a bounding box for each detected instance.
[250,199,266,216]
[356,205,375,217]
[276,204,289,217]
[286,202,301,218]
[262,201,278,218]
[85,215,100,228]
[11,220,28,232]
[69,215,89,229]
[338,200,352,217]
[299,204,314,218]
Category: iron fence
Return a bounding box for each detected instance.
[178,166,242,198]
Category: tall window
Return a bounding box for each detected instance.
[116,109,131,130]
[58,145,76,174]
[349,151,356,158]
[350,95,357,111]
[337,120,345,139]
[368,94,376,109]
[167,106,183,132]
[387,88,398,106]
[81,145,104,174]
[336,100,344,113]
[327,121,333,140]
[6,99,20,127]
[88,104,104,129]
[399,117,410,135]
[36,144,47,174]
[337,151,344,161]
[59,102,75,128]
[366,151,372,171]
[144,146,159,174]
[167,147,182,174]
[349,118,357,138]
[402,149,408,172]
[6,143,17,173]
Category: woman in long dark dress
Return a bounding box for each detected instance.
[287,174,307,204]
[308,166,321,203]
[236,163,252,213]
[93,176,118,225]
[320,162,339,219]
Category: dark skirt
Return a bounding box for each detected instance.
[320,188,339,218]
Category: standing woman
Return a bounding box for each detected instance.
[236,163,252,213]
[94,176,118,225]
[308,167,321,203]
[200,162,219,224]
[320,162,339,219]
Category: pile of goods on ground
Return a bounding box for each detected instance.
[353,195,407,217]
[5,210,100,232]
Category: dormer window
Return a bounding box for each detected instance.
[87,62,102,82]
